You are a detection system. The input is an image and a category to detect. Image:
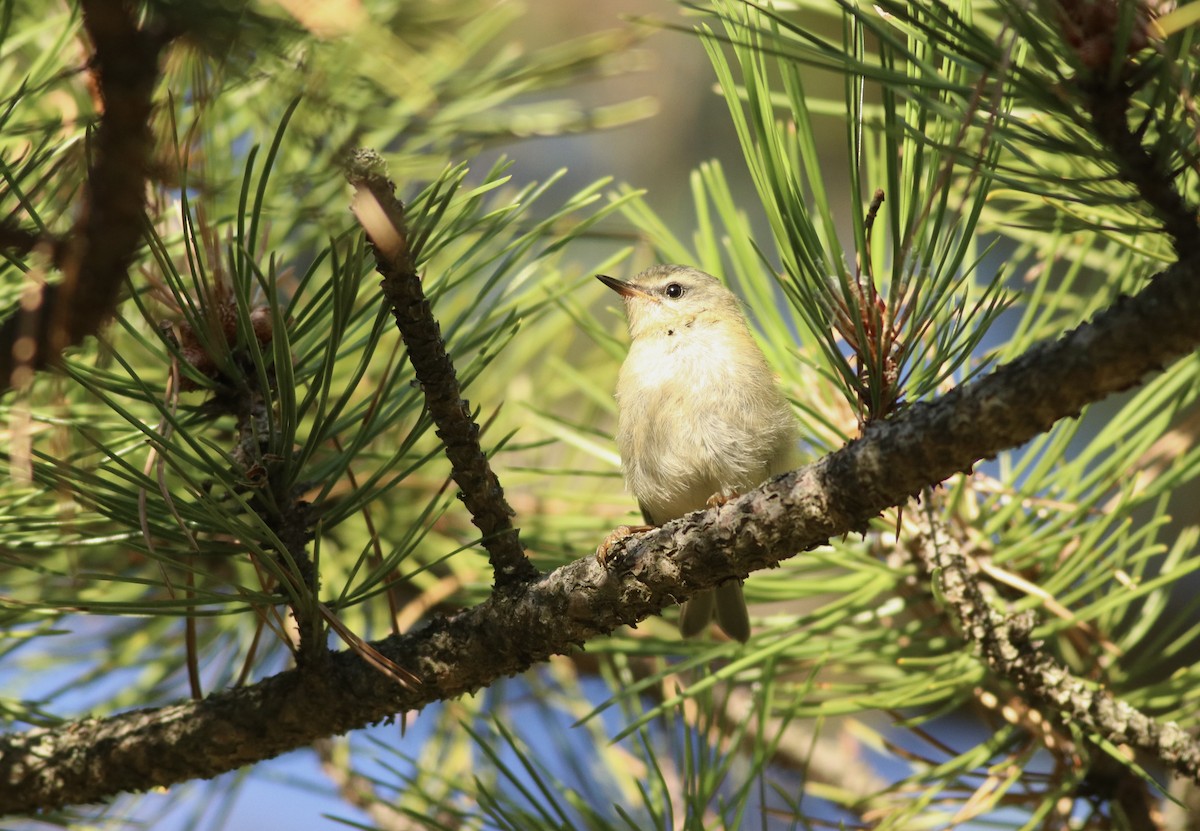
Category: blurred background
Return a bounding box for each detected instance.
[4,0,1199,828]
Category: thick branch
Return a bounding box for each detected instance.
[345,151,536,589]
[3,239,1200,814]
[0,0,163,389]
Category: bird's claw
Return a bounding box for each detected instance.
[597,524,653,568]
[705,491,738,510]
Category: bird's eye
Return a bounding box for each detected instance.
[665,283,685,298]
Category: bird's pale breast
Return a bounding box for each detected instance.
[616,321,794,524]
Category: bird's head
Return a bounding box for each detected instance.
[596,265,747,341]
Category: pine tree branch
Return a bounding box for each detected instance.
[345,150,537,590]
[0,223,70,267]
[0,0,165,390]
[1085,77,1200,257]
[232,384,324,664]
[911,499,1195,800]
[3,234,1200,814]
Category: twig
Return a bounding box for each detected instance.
[1085,79,1199,257]
[911,497,1190,810]
[345,149,536,590]
[863,188,885,240]
[229,383,332,670]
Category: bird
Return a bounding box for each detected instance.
[597,264,798,641]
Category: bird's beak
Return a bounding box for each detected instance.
[596,274,652,299]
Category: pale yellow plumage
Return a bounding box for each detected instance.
[599,265,797,641]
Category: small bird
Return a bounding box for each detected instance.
[598,265,798,642]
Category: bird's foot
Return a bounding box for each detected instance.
[705,490,738,510]
[597,524,653,568]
